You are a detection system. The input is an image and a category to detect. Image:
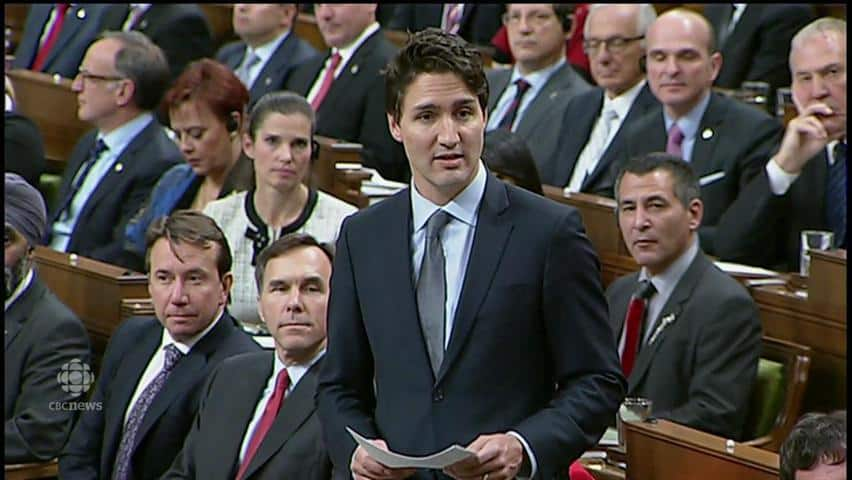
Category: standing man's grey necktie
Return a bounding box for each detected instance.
[417,209,452,377]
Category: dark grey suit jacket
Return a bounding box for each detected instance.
[486,63,592,175]
[606,251,762,440]
[59,313,261,480]
[5,277,91,463]
[624,92,783,254]
[715,150,831,272]
[217,33,319,107]
[285,29,409,183]
[48,118,182,269]
[318,172,625,479]
[542,83,659,196]
[386,4,503,47]
[164,352,332,480]
[12,4,120,79]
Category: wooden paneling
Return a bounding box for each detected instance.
[4,459,58,480]
[198,4,237,52]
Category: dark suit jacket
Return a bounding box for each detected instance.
[217,33,319,107]
[59,313,261,480]
[12,4,120,79]
[486,63,592,175]
[102,4,214,80]
[715,150,830,272]
[49,117,182,268]
[164,352,332,480]
[387,4,503,47]
[706,4,815,95]
[606,251,762,440]
[317,172,625,479]
[543,83,660,196]
[285,29,410,183]
[624,92,782,253]
[5,277,92,463]
[5,111,46,189]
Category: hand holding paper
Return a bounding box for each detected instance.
[347,427,475,470]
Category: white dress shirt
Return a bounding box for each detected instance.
[766,140,841,195]
[306,22,380,105]
[5,269,34,311]
[486,58,566,132]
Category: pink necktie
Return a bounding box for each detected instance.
[235,368,290,480]
[666,123,685,157]
[311,52,342,111]
[32,3,70,71]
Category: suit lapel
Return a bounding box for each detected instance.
[45,5,86,69]
[251,35,298,99]
[724,5,761,49]
[515,64,572,135]
[690,93,726,178]
[437,174,512,383]
[487,70,511,113]
[227,45,248,70]
[557,90,601,185]
[628,253,709,393]
[4,279,46,349]
[242,359,323,479]
[318,32,381,114]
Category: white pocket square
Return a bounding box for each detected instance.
[699,171,725,186]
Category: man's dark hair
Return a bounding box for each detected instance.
[483,128,543,195]
[144,210,232,279]
[384,27,488,122]
[780,411,846,480]
[99,30,171,111]
[254,233,335,290]
[614,152,701,208]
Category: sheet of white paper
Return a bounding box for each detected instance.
[599,427,619,446]
[714,261,779,278]
[347,427,475,469]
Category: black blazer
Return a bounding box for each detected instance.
[217,33,319,107]
[623,92,782,253]
[12,4,120,79]
[543,83,660,196]
[386,4,504,47]
[5,111,47,189]
[317,172,625,479]
[606,251,762,440]
[5,277,92,463]
[102,4,214,80]
[49,118,182,268]
[285,29,410,183]
[715,149,831,272]
[59,313,261,480]
[164,352,332,480]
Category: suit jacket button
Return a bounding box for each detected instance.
[433,389,444,402]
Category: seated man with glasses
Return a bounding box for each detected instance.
[45,31,182,269]
[541,4,660,197]
[485,3,592,174]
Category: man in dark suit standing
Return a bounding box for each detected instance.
[387,4,503,48]
[59,210,261,480]
[5,173,92,463]
[46,31,182,269]
[103,4,215,81]
[285,4,409,183]
[164,233,333,480]
[716,18,847,271]
[486,3,591,175]
[317,28,624,480]
[608,153,761,441]
[623,9,782,255]
[12,4,120,79]
[543,3,659,197]
[217,4,318,107]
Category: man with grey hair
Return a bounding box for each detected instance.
[541,4,659,196]
[46,30,181,270]
[5,173,92,463]
[717,17,847,271]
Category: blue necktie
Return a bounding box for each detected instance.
[52,138,108,223]
[498,78,531,130]
[826,142,846,248]
[112,345,183,480]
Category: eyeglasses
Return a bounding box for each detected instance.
[583,35,644,55]
[502,11,556,28]
[75,69,126,83]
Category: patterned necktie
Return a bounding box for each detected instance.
[417,210,453,377]
[310,52,342,111]
[498,78,531,130]
[444,4,463,34]
[666,123,685,158]
[53,138,108,223]
[112,345,183,480]
[32,3,70,71]
[123,5,146,31]
[235,368,290,480]
[826,142,847,248]
[621,280,656,378]
[236,51,261,88]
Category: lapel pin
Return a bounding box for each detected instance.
[701,128,713,140]
[648,313,677,345]
[350,64,359,75]
[114,163,124,173]
[264,77,272,86]
[139,20,148,29]
[550,91,559,100]
[77,8,86,19]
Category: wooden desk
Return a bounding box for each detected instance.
[543,186,629,258]
[295,13,326,52]
[809,249,847,313]
[32,247,148,364]
[624,419,779,480]
[313,135,371,208]
[4,459,58,480]
[4,4,29,53]
[198,4,237,52]
[7,69,90,173]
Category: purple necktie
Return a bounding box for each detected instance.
[666,123,685,158]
